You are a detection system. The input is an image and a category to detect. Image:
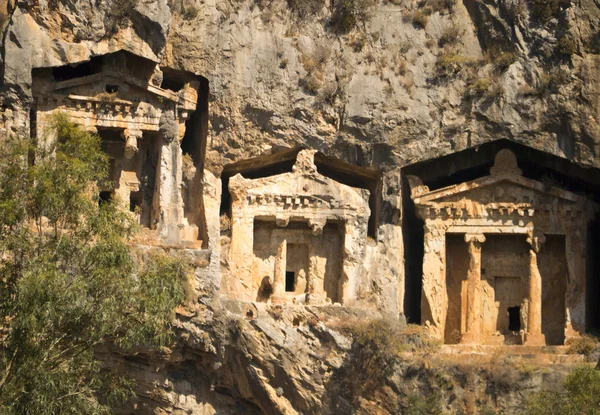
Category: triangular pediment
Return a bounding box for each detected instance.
[229,150,370,210]
[49,72,179,103]
[415,174,581,206]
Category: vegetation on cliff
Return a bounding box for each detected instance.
[0,115,190,414]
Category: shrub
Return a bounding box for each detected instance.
[438,24,464,47]
[527,0,570,24]
[330,0,378,33]
[424,0,457,13]
[287,0,323,20]
[468,78,492,96]
[537,67,570,95]
[300,43,331,93]
[412,10,429,29]
[404,393,444,415]
[95,91,119,102]
[484,48,517,72]
[436,52,477,76]
[525,366,600,415]
[566,334,599,357]
[0,114,191,414]
[555,36,577,56]
[183,5,199,20]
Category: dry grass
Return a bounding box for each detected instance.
[438,24,464,48]
[300,43,331,93]
[435,52,478,76]
[484,48,517,72]
[94,91,119,102]
[566,334,599,356]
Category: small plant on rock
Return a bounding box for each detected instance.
[527,0,570,24]
[287,0,323,20]
[555,35,577,57]
[412,9,429,29]
[329,0,378,33]
[438,24,464,47]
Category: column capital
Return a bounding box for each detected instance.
[122,128,143,159]
[464,233,486,244]
[527,231,546,253]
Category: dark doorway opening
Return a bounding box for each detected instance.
[508,307,521,332]
[130,191,142,213]
[99,191,112,205]
[285,272,295,292]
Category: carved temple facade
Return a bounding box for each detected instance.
[31,51,202,247]
[409,150,598,346]
[224,150,371,306]
[24,51,600,345]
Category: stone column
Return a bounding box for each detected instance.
[460,233,486,345]
[565,228,586,341]
[306,243,327,305]
[228,213,254,301]
[272,239,287,304]
[524,233,546,346]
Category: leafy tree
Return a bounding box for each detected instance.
[0,114,191,414]
[526,366,600,415]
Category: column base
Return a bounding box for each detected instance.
[460,331,480,345]
[523,332,546,346]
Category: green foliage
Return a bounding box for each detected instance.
[537,67,570,95]
[555,36,577,57]
[525,366,600,415]
[182,5,199,20]
[527,0,570,24]
[329,0,378,33]
[287,0,323,20]
[0,114,191,414]
[468,77,493,95]
[435,52,478,77]
[404,393,443,415]
[484,48,517,72]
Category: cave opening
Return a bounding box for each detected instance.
[401,139,600,329]
[50,56,103,81]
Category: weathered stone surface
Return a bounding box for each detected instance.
[3,1,600,413]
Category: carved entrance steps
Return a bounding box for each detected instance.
[440,345,586,364]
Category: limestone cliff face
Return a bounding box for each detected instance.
[2,0,600,413]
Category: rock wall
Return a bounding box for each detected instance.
[2,0,600,413]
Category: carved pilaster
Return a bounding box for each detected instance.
[421,221,447,340]
[460,233,486,344]
[272,240,287,304]
[524,231,546,346]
